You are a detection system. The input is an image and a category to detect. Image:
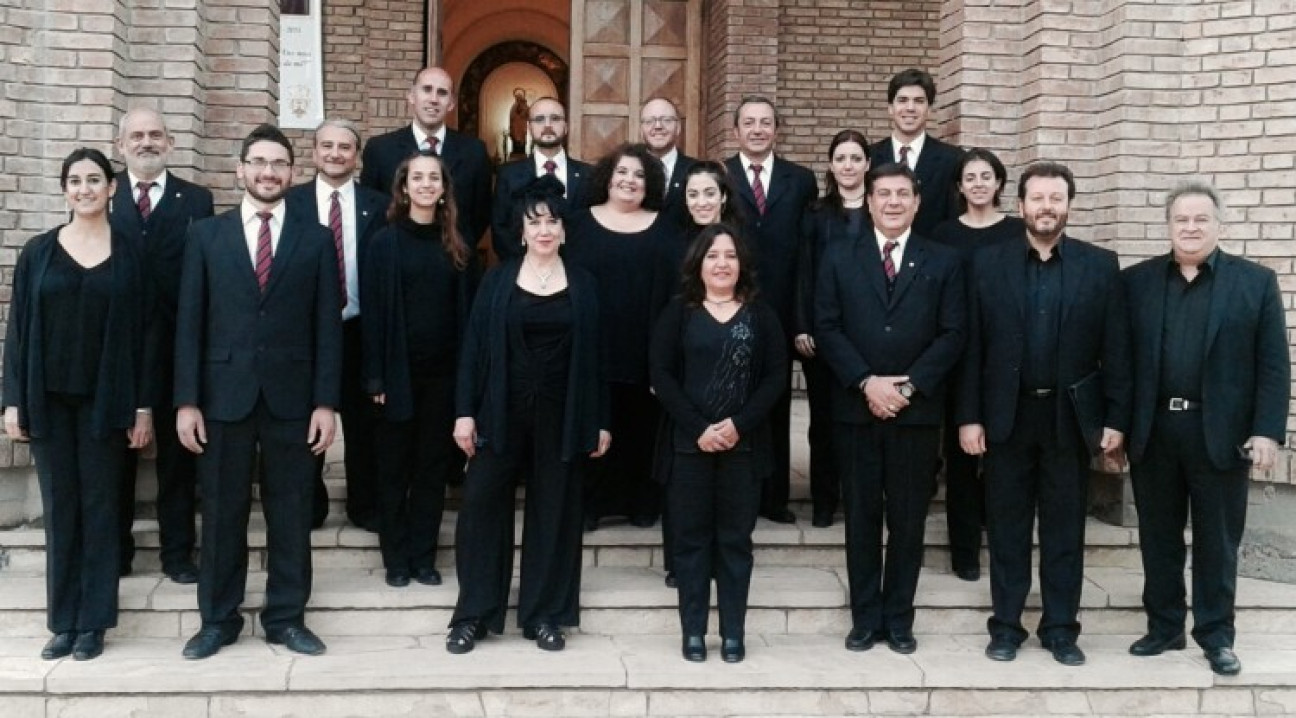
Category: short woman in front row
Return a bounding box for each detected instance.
[3,148,154,661]
[362,150,476,589]
[650,224,787,663]
[448,176,610,654]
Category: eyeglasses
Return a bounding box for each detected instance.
[529,115,566,124]
[243,158,291,171]
[641,116,679,126]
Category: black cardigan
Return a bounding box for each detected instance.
[455,258,609,461]
[2,227,155,438]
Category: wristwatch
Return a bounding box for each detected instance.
[897,381,915,399]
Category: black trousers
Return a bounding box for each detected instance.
[984,396,1089,646]
[801,357,839,516]
[837,421,939,633]
[1131,410,1248,650]
[667,450,761,639]
[942,394,984,572]
[197,398,315,633]
[32,393,127,633]
[452,393,584,633]
[373,371,455,572]
[587,383,660,521]
[120,402,198,573]
[760,380,793,516]
[313,318,378,526]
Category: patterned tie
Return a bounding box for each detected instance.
[543,160,557,175]
[882,240,898,282]
[899,145,912,168]
[136,181,155,220]
[751,163,767,216]
[255,212,274,293]
[329,190,346,309]
[424,136,440,154]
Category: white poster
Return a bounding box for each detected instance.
[279,0,324,129]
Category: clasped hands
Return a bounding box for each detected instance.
[863,375,910,420]
[697,418,739,452]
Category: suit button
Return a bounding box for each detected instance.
[884,326,892,332]
[259,310,266,317]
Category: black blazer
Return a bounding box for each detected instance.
[956,236,1132,449]
[456,259,608,461]
[490,154,592,259]
[794,204,869,338]
[659,152,698,231]
[3,228,155,438]
[723,154,818,333]
[284,178,390,301]
[814,232,966,426]
[173,208,343,422]
[359,125,492,243]
[1123,252,1289,469]
[869,135,963,236]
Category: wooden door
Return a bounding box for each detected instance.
[569,0,702,162]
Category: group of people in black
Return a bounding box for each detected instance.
[3,67,1286,679]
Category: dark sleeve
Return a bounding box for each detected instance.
[732,303,789,435]
[813,247,871,389]
[1098,252,1132,433]
[491,169,518,260]
[196,187,215,220]
[648,300,711,441]
[904,254,967,395]
[359,231,391,396]
[455,267,496,418]
[1250,268,1289,443]
[2,242,33,413]
[311,230,344,409]
[132,238,160,410]
[793,210,818,337]
[358,141,381,193]
[955,252,985,427]
[464,143,493,244]
[172,224,206,408]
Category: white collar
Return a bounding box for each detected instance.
[315,176,355,203]
[240,197,286,224]
[890,133,926,165]
[412,123,447,150]
[533,149,567,173]
[127,169,168,193]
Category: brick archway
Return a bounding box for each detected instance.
[458,41,569,139]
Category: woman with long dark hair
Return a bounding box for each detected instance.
[3,147,154,661]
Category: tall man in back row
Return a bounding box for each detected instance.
[1123,181,1289,676]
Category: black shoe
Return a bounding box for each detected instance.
[984,637,1017,662]
[1046,641,1086,666]
[761,508,796,524]
[664,571,677,588]
[524,623,566,651]
[72,630,104,661]
[1205,646,1242,676]
[629,514,658,528]
[446,621,488,655]
[682,635,706,662]
[183,626,239,660]
[414,568,442,586]
[811,511,833,528]
[385,569,410,588]
[721,637,745,663]
[845,627,877,652]
[118,562,133,578]
[350,515,379,533]
[266,626,326,656]
[955,567,981,582]
[165,565,200,585]
[583,516,600,533]
[41,632,75,660]
[885,629,917,654]
[1129,633,1187,656]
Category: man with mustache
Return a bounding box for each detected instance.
[110,108,214,583]
[957,162,1132,666]
[490,96,591,258]
[174,124,342,659]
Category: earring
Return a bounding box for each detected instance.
[438,197,445,204]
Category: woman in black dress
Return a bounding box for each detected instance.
[447,176,610,654]
[795,129,871,528]
[3,148,154,661]
[650,224,787,664]
[930,147,1024,582]
[362,150,475,588]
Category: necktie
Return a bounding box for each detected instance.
[543,160,557,175]
[882,240,898,282]
[255,212,273,293]
[899,145,912,168]
[424,136,440,154]
[329,190,346,309]
[751,163,767,216]
[136,181,155,220]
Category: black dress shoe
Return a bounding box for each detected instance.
[885,629,917,654]
[811,511,833,528]
[446,621,488,655]
[1129,632,1187,656]
[844,627,877,652]
[165,565,200,585]
[41,632,75,660]
[72,630,104,661]
[1046,641,1086,666]
[118,562,133,578]
[183,626,239,660]
[984,637,1017,661]
[414,568,442,586]
[721,637,745,663]
[682,635,706,662]
[1205,646,1242,676]
[385,569,410,588]
[524,623,566,651]
[266,626,326,656]
[762,508,796,524]
[955,567,981,582]
[583,516,600,533]
[664,571,677,588]
[629,514,658,528]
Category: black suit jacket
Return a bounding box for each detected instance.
[814,232,966,426]
[869,135,963,236]
[723,155,818,333]
[795,205,869,338]
[490,154,591,258]
[359,125,492,244]
[659,152,698,231]
[284,178,389,306]
[174,208,343,422]
[957,235,1132,449]
[1123,251,1289,469]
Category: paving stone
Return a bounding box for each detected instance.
[0,696,43,718]
[1256,688,1296,714]
[211,692,485,717]
[47,695,210,717]
[1085,687,1202,715]
[480,689,640,717]
[44,638,290,694]
[927,689,1092,715]
[646,689,874,716]
[1199,687,1257,715]
[912,642,1211,690]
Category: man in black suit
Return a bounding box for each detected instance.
[286,118,389,531]
[1123,182,1289,676]
[174,124,342,660]
[816,162,966,655]
[359,66,491,245]
[723,96,819,524]
[640,97,696,229]
[491,96,590,258]
[957,162,1131,666]
[110,108,215,583]
[868,69,962,236]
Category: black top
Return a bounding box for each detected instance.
[680,305,756,449]
[507,287,573,404]
[1022,243,1063,392]
[930,215,1025,263]
[1159,251,1217,401]
[41,243,114,396]
[395,218,466,374]
[794,205,869,337]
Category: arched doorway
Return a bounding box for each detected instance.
[457,42,569,164]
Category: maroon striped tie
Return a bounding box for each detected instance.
[136,181,154,220]
[899,145,911,168]
[751,163,767,215]
[882,240,898,282]
[329,190,346,309]
[255,212,273,292]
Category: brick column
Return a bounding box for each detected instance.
[701,0,780,157]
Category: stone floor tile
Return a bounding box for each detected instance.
[0,654,56,691]
[212,692,485,717]
[48,695,209,717]
[1199,687,1257,715]
[912,644,1212,690]
[1256,688,1296,714]
[927,689,1092,715]
[864,690,931,715]
[0,695,43,718]
[44,638,290,694]
[306,608,451,637]
[480,689,637,717]
[1085,687,1201,715]
[646,689,874,716]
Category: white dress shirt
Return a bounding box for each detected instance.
[240,199,286,265]
[874,227,912,272]
[128,169,168,210]
[739,152,776,196]
[315,178,360,319]
[533,149,569,190]
[889,133,927,170]
[413,124,447,153]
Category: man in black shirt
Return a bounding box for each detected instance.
[1122,182,1289,676]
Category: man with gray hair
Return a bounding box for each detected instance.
[286,118,389,531]
[1122,181,1289,676]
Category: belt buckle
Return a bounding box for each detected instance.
[1168,398,1187,411]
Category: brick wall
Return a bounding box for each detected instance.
[700,0,780,159]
